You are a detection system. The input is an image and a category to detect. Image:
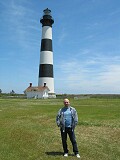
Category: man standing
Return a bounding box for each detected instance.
[56,98,80,158]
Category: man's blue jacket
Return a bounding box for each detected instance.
[56,106,78,132]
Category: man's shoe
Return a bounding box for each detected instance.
[76,153,80,158]
[64,153,68,157]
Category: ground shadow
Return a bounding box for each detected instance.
[45,151,63,156]
[45,151,74,157]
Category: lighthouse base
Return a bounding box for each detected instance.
[48,92,56,98]
[38,77,55,97]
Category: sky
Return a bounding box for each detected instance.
[0,0,120,94]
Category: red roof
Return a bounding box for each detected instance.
[24,86,50,92]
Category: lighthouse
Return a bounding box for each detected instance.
[38,8,56,98]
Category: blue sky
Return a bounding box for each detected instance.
[0,0,120,94]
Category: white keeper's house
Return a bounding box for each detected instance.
[24,83,50,99]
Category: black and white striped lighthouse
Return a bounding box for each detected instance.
[38,8,56,97]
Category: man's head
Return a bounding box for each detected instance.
[63,98,70,107]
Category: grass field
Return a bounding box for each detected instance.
[0,98,120,160]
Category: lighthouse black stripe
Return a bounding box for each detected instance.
[41,39,52,51]
[39,64,53,77]
[40,15,54,27]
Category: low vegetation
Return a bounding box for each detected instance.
[0,98,120,160]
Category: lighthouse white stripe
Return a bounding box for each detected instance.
[40,51,53,64]
[38,77,54,93]
[42,26,52,39]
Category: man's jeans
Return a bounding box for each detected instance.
[60,127,79,154]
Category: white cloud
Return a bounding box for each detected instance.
[109,9,120,16]
[0,0,40,49]
[98,64,120,84]
[55,54,120,94]
[57,27,67,45]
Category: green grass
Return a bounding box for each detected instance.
[0,98,120,160]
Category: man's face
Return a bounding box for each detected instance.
[64,99,70,107]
